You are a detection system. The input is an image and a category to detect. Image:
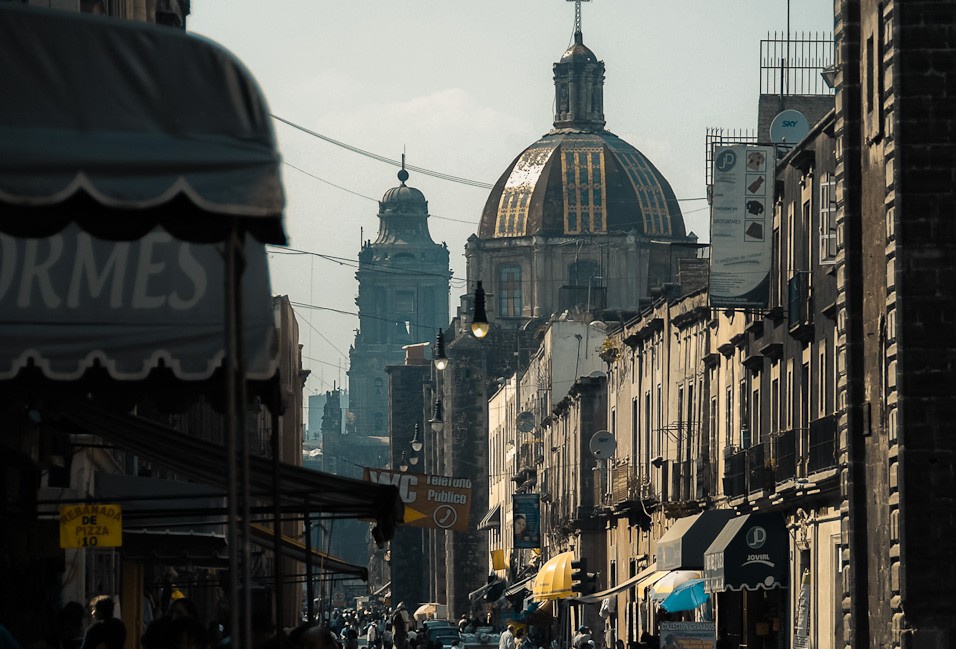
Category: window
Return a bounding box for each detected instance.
[771,378,780,432]
[395,290,415,315]
[498,265,522,317]
[739,380,750,447]
[751,388,760,446]
[819,175,838,265]
[725,386,734,448]
[569,260,602,287]
[801,362,810,429]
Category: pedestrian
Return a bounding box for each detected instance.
[52,601,85,649]
[367,623,380,649]
[81,596,127,649]
[382,624,393,649]
[514,629,531,649]
[571,627,590,649]
[498,626,515,649]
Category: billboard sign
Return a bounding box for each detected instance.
[59,503,122,549]
[363,468,471,532]
[512,493,541,549]
[709,145,775,308]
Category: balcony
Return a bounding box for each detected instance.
[773,429,798,483]
[788,274,814,342]
[748,442,773,493]
[808,415,838,474]
[723,448,748,498]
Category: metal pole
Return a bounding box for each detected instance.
[305,499,315,623]
[234,229,252,649]
[225,223,241,649]
[272,409,285,634]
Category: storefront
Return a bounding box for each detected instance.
[704,513,789,649]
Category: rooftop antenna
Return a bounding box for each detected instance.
[566,0,590,35]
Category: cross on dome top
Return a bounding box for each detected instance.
[566,0,591,35]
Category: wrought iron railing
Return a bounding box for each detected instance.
[773,429,798,482]
[808,415,838,473]
[723,448,748,498]
[748,442,773,492]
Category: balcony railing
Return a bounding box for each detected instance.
[788,274,814,341]
[748,442,773,492]
[723,448,748,498]
[773,429,798,482]
[808,415,838,473]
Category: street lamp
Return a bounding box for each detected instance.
[411,424,424,453]
[399,451,409,473]
[433,329,448,371]
[409,453,420,466]
[429,398,444,433]
[471,281,490,339]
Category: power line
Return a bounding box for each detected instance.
[272,114,493,189]
[281,161,479,224]
[268,244,467,286]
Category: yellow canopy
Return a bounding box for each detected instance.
[532,551,577,601]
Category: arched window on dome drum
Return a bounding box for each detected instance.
[498,265,523,318]
[561,260,606,312]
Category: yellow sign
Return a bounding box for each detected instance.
[59,503,122,549]
[362,468,472,532]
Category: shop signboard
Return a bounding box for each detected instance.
[363,468,471,532]
[512,493,541,549]
[59,503,122,549]
[658,621,715,649]
[709,145,775,308]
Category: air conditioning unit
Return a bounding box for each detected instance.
[723,445,740,458]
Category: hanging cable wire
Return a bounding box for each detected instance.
[272,114,493,189]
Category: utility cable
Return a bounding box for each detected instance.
[273,114,493,189]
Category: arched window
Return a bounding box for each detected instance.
[498,265,522,318]
[568,260,602,287]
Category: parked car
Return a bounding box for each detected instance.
[425,626,462,649]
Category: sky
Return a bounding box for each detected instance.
[188,0,834,398]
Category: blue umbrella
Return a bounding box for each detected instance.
[659,578,709,613]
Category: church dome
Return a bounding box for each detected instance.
[478,31,685,240]
[560,31,598,63]
[478,130,686,239]
[381,181,427,214]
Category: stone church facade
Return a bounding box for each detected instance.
[347,171,450,436]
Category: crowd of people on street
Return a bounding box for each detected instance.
[0,596,711,649]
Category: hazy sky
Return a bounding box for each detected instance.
[189,0,833,397]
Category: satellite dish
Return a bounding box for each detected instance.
[589,430,617,459]
[770,109,810,146]
[516,411,535,433]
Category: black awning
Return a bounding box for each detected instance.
[477,504,501,531]
[122,529,228,568]
[0,228,279,408]
[0,4,285,245]
[248,524,368,581]
[658,510,735,570]
[704,512,789,592]
[52,400,404,540]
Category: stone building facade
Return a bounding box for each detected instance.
[347,171,450,437]
[835,1,956,646]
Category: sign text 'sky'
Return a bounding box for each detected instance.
[363,468,472,532]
